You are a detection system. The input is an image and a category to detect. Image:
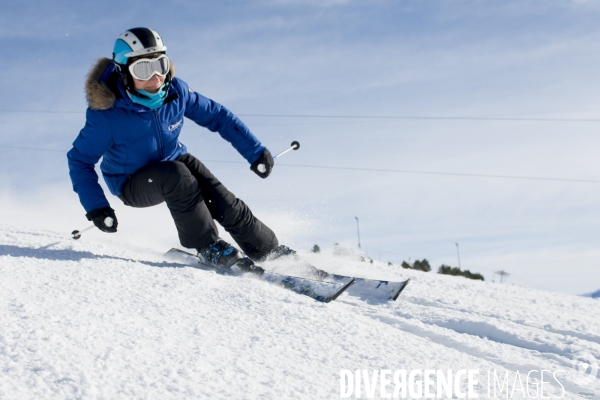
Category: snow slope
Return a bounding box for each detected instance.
[1,224,599,399]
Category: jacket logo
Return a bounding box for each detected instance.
[168,119,183,132]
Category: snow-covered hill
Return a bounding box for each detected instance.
[583,290,600,299]
[1,225,599,399]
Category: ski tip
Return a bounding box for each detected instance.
[391,278,411,301]
[165,247,197,257]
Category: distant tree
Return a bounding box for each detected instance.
[463,270,484,281]
[401,261,411,269]
[438,265,484,281]
[311,244,321,253]
[438,265,461,276]
[413,259,431,272]
[422,259,432,272]
[388,262,393,266]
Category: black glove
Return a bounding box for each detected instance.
[250,149,274,179]
[86,206,118,233]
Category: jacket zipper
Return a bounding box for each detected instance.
[153,110,164,159]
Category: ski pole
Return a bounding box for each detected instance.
[71,217,114,240]
[257,141,300,173]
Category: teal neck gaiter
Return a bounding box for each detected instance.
[127,83,169,110]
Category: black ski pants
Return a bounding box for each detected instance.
[118,153,278,260]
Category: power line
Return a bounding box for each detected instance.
[2,109,600,122]
[0,145,65,153]
[238,114,600,123]
[0,109,82,114]
[0,144,597,184]
[202,160,600,184]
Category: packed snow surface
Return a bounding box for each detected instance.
[1,225,599,399]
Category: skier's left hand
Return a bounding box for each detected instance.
[250,149,274,179]
[86,206,118,233]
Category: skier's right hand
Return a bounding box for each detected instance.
[86,206,118,233]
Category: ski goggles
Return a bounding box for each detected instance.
[128,54,170,81]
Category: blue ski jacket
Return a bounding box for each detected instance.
[67,58,265,212]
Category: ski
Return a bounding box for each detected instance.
[300,264,410,301]
[165,248,354,303]
[330,275,410,301]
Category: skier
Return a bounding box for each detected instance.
[67,27,293,271]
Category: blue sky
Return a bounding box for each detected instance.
[1,0,600,294]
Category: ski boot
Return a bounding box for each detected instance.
[265,244,297,261]
[235,257,265,275]
[197,239,241,268]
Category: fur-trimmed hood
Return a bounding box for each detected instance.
[85,57,175,110]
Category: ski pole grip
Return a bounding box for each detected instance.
[257,141,300,173]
